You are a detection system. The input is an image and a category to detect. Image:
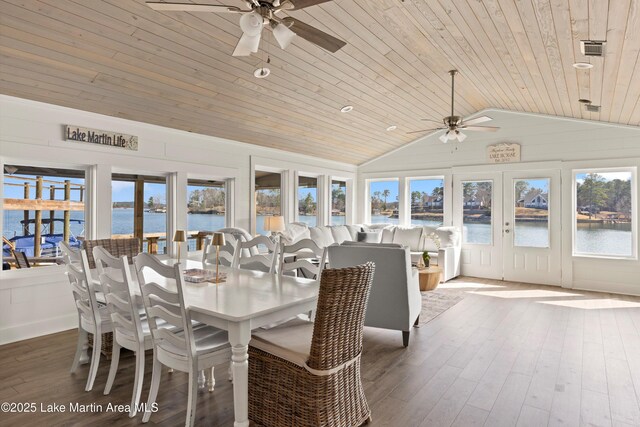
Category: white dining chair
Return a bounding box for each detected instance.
[202,233,236,268]
[94,246,152,418]
[68,249,113,392]
[232,235,279,273]
[279,238,327,280]
[60,240,82,265]
[134,253,231,426]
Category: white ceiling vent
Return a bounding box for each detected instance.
[580,40,606,57]
[585,104,601,113]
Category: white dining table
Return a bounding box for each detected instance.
[94,258,319,427]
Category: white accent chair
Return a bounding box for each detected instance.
[278,238,327,280]
[327,243,422,347]
[134,253,231,426]
[232,235,279,273]
[68,250,113,391]
[93,246,152,417]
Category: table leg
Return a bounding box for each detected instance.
[228,321,251,427]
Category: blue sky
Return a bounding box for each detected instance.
[298,187,317,201]
[4,174,85,200]
[576,171,631,184]
[370,179,445,201]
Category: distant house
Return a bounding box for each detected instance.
[518,190,548,209]
[464,195,481,208]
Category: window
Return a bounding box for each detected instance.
[3,165,85,266]
[409,178,444,227]
[369,180,399,224]
[331,180,347,225]
[297,176,318,227]
[187,179,226,251]
[513,178,550,248]
[462,180,492,244]
[112,174,167,254]
[574,169,634,257]
[255,171,282,235]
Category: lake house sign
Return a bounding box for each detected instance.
[65,125,138,151]
[487,142,520,164]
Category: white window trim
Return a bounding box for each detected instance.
[571,167,637,260]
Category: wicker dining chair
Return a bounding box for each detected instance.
[248,262,375,427]
[84,238,140,269]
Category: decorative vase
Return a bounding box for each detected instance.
[422,251,430,268]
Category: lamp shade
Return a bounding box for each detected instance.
[212,232,226,247]
[264,215,286,232]
[173,230,186,242]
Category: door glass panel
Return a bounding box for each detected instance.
[462,180,492,244]
[514,179,550,248]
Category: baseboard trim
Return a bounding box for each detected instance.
[570,279,640,297]
[0,313,77,345]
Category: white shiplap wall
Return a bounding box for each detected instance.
[0,95,356,344]
[359,109,640,295]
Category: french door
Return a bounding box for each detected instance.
[453,170,562,285]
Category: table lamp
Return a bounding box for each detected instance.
[173,230,186,264]
[264,215,285,240]
[212,232,226,284]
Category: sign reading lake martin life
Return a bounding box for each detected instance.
[487,142,520,164]
[65,125,138,151]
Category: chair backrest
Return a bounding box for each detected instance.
[232,235,279,273]
[66,250,101,326]
[202,233,237,267]
[94,246,143,344]
[307,263,375,371]
[279,238,326,280]
[134,253,195,359]
[84,238,140,269]
[12,250,30,269]
[327,244,421,332]
[60,241,82,265]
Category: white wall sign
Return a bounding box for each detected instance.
[65,125,138,150]
[487,142,520,163]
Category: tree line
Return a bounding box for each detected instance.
[577,173,631,217]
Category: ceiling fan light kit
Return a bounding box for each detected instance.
[147,1,347,57]
[409,69,500,142]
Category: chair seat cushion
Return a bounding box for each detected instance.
[250,318,314,368]
[160,325,229,357]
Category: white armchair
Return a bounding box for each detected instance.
[327,243,421,347]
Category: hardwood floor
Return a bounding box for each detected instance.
[1,277,640,427]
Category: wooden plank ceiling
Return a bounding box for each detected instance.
[1,0,639,164]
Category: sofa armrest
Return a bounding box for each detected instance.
[438,247,460,282]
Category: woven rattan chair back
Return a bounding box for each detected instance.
[12,250,31,268]
[307,262,375,372]
[84,238,140,269]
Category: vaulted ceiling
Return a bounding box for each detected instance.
[1,0,639,165]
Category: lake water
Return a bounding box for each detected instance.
[3,210,632,258]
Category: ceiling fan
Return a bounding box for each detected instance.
[145,1,347,57]
[408,70,499,143]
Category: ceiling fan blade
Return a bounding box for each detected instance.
[421,118,444,123]
[282,17,346,53]
[461,126,499,132]
[145,2,245,12]
[462,115,492,126]
[232,33,261,56]
[406,127,445,135]
[281,0,334,10]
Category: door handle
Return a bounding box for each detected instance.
[504,229,510,234]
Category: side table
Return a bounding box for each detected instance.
[418,266,442,291]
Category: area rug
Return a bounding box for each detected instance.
[418,286,468,326]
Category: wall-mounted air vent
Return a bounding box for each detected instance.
[580,40,606,56]
[585,104,601,113]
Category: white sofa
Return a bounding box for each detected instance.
[282,222,461,282]
[327,243,422,346]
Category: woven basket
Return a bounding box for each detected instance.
[87,332,113,360]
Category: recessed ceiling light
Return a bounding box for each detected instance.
[573,62,594,70]
[340,105,353,113]
[254,67,270,78]
[578,98,592,104]
[386,125,397,131]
